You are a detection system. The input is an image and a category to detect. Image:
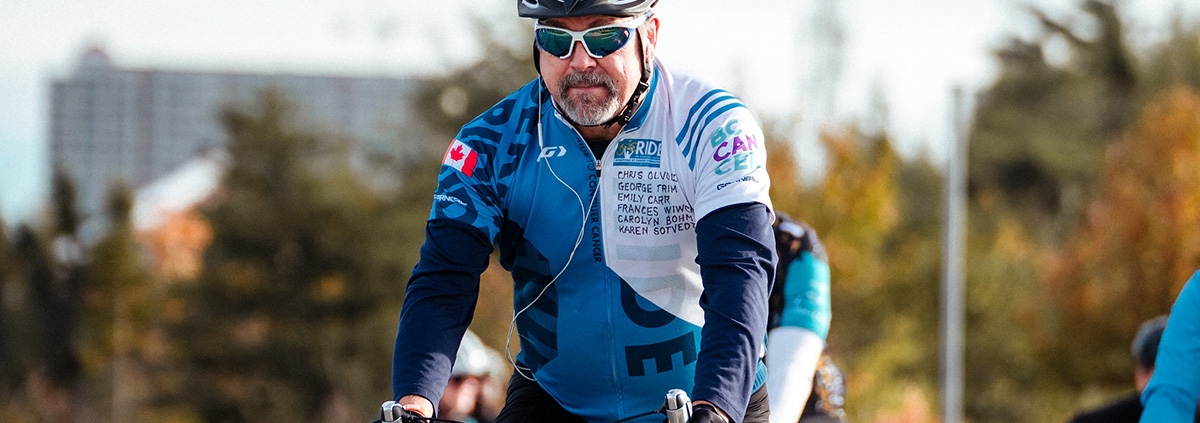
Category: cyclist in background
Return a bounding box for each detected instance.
[389,0,776,422]
[1065,315,1187,423]
[766,214,846,423]
[1139,271,1200,423]
[440,330,506,423]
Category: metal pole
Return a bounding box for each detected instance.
[941,86,969,423]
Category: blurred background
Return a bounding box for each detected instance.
[2,0,1200,422]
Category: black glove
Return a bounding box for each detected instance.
[689,404,729,423]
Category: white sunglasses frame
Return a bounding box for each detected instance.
[533,13,650,59]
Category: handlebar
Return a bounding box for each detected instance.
[374,389,692,423]
[372,401,455,423]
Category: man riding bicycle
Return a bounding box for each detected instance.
[389,1,776,422]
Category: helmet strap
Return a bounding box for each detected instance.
[605,27,653,129]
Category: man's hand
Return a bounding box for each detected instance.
[690,401,730,423]
[397,395,434,419]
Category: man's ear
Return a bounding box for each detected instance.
[643,15,660,56]
[1135,366,1154,392]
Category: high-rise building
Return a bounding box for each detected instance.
[49,47,430,219]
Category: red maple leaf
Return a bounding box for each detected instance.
[450,145,465,161]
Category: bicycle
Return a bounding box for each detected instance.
[372,388,694,423]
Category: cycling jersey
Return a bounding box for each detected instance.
[766,215,844,423]
[393,59,775,423]
[1139,270,1200,423]
[769,217,831,339]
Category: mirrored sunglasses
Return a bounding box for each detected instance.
[534,14,649,59]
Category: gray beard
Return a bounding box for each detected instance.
[557,72,620,126]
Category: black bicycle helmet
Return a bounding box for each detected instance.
[518,0,658,19]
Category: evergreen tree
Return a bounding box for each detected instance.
[51,168,82,238]
[969,0,1138,242]
[79,182,165,422]
[167,89,410,423]
[0,220,21,414]
[1140,15,1200,98]
[11,170,91,423]
[0,170,90,422]
[415,15,536,142]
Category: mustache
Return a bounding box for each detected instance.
[558,72,618,95]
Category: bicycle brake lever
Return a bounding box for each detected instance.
[380,401,403,422]
[663,389,692,423]
[381,401,427,422]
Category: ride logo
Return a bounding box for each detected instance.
[613,138,662,168]
[708,119,762,175]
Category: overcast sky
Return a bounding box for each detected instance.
[2,0,1196,224]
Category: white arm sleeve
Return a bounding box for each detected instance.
[766,327,825,423]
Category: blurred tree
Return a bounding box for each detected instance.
[1035,87,1200,397]
[0,169,92,422]
[1139,15,1200,100]
[959,210,1046,422]
[2,157,192,423]
[0,221,9,369]
[1031,0,1137,135]
[0,220,24,420]
[165,89,412,423]
[158,13,535,423]
[9,170,91,422]
[0,226,44,422]
[966,2,1200,421]
[969,0,1137,242]
[415,15,536,141]
[51,168,82,239]
[766,122,1054,422]
[77,183,160,422]
[763,116,805,215]
[769,126,947,422]
[40,169,88,385]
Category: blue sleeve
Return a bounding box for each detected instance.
[391,218,494,413]
[1140,270,1200,423]
[778,253,832,340]
[691,202,775,423]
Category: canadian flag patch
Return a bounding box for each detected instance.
[442,139,479,177]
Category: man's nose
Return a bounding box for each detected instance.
[567,41,598,68]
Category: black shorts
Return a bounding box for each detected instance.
[494,372,770,423]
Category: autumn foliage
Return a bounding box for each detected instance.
[1035,87,1200,386]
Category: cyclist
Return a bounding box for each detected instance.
[766,214,845,423]
[440,330,506,423]
[1139,271,1200,423]
[1066,316,1167,423]
[389,1,776,422]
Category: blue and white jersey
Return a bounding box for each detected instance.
[419,59,772,422]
